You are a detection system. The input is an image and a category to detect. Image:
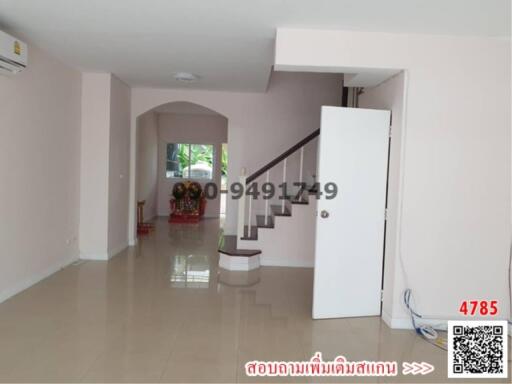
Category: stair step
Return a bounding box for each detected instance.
[286,195,309,205]
[218,234,261,256]
[241,225,258,240]
[256,215,274,228]
[271,204,291,216]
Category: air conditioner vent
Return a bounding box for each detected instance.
[0,30,27,75]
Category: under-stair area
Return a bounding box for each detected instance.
[218,130,319,271]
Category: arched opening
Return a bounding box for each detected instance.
[135,101,228,235]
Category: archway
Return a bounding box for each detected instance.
[132,101,229,241]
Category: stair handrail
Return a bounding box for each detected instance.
[245,129,320,184]
[238,129,320,241]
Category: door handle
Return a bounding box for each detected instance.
[320,210,329,218]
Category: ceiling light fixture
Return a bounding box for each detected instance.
[173,72,200,82]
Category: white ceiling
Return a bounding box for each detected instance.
[0,0,509,92]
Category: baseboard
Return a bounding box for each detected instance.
[381,311,417,329]
[260,259,314,268]
[80,243,127,261]
[383,315,450,330]
[381,309,395,328]
[80,252,109,260]
[108,242,128,259]
[0,255,78,304]
[144,213,157,222]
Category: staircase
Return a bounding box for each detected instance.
[218,130,319,271]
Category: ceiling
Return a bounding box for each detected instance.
[0,0,509,92]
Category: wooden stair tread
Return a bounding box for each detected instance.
[256,215,274,228]
[241,225,258,240]
[271,205,291,216]
[218,235,261,257]
[285,195,309,205]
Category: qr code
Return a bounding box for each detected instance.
[448,320,508,378]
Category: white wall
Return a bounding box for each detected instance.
[107,75,131,256]
[80,73,110,259]
[0,43,81,302]
[136,111,158,221]
[156,113,227,218]
[238,198,317,267]
[129,72,343,240]
[358,72,406,322]
[275,29,511,326]
[80,73,131,259]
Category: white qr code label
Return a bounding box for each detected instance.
[448,320,508,378]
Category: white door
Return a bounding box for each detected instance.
[313,107,390,319]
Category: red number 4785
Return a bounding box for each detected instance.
[459,300,498,316]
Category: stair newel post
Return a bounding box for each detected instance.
[282,157,287,214]
[237,168,247,240]
[264,171,269,226]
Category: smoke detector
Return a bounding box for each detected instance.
[173,72,199,82]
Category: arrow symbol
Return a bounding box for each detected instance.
[402,362,435,375]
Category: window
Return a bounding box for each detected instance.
[221,143,228,191]
[166,143,214,179]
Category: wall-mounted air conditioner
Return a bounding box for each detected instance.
[0,30,27,75]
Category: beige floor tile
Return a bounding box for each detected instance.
[161,359,237,383]
[4,337,102,383]
[0,218,503,383]
[82,350,170,382]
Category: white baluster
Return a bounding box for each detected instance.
[237,168,246,240]
[299,146,304,184]
[282,158,287,214]
[247,187,252,238]
[264,171,269,226]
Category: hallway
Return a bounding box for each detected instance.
[0,218,479,382]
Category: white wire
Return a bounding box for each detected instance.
[395,71,511,348]
[403,288,447,350]
[395,77,446,350]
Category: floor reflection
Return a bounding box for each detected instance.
[0,217,484,383]
[217,268,260,287]
[170,254,210,288]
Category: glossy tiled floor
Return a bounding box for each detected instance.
[0,218,509,383]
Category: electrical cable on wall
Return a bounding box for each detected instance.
[394,75,448,351]
[389,70,511,351]
[403,289,447,351]
[397,185,512,351]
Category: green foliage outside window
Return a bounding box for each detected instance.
[167,143,228,179]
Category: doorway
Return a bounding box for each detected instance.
[135,102,228,230]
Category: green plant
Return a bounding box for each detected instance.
[221,145,228,176]
[177,144,189,170]
[173,143,226,176]
[177,144,215,170]
[190,144,213,166]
